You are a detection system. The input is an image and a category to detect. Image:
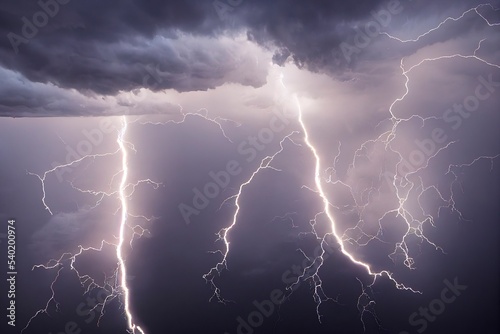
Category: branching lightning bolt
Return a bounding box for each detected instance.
[203,131,300,303]
[24,116,157,333]
[380,3,500,43]
[293,93,420,327]
[117,116,145,334]
[203,2,500,331]
[326,3,500,327]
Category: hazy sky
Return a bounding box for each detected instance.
[0,1,499,333]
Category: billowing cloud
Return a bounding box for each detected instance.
[0,0,499,117]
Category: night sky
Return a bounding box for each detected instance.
[0,1,499,333]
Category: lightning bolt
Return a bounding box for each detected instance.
[203,3,500,331]
[116,116,145,334]
[376,29,499,272]
[24,116,156,333]
[320,3,500,327]
[203,130,301,303]
[131,105,239,143]
[293,93,420,327]
[26,149,120,215]
[380,3,500,43]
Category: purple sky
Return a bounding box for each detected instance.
[0,1,499,333]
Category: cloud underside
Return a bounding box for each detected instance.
[0,0,498,116]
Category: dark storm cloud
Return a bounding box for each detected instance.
[0,0,499,116]
[0,0,414,97]
[241,0,388,67]
[0,0,253,97]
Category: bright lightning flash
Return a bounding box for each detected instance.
[117,116,145,334]
[21,3,500,332]
[23,104,242,333]
[202,2,500,330]
[23,116,158,333]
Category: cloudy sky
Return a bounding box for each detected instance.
[0,0,499,333]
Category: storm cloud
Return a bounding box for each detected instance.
[0,0,497,117]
